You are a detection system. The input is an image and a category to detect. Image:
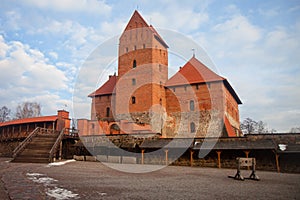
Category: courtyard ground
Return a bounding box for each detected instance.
[0,157,299,200]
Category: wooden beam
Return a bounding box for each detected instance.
[190,150,194,167]
[216,151,222,169]
[165,149,169,165]
[59,140,63,160]
[275,152,280,173]
[141,149,145,165]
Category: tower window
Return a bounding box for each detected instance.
[134,45,137,50]
[133,60,137,68]
[159,98,162,105]
[131,96,136,104]
[190,100,195,111]
[190,122,196,133]
[106,107,110,117]
[132,78,136,85]
[126,47,128,53]
[143,44,146,49]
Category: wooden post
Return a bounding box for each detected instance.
[165,149,169,165]
[275,153,280,173]
[244,151,250,170]
[59,140,63,160]
[216,151,222,169]
[141,149,145,165]
[190,150,194,167]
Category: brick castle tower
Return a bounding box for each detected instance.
[115,11,169,132]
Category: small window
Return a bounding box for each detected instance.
[134,45,137,50]
[143,44,146,49]
[91,123,95,129]
[190,100,195,111]
[196,84,199,90]
[106,107,110,117]
[159,98,162,105]
[190,122,195,133]
[173,88,176,92]
[126,47,128,53]
[133,60,137,68]
[159,64,162,72]
[131,96,136,104]
[207,83,211,88]
[184,86,187,91]
[160,81,162,87]
[132,78,136,85]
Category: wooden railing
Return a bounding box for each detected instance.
[12,127,40,158]
[49,128,66,162]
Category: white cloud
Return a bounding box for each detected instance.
[196,11,300,132]
[49,51,58,60]
[22,0,112,14]
[144,10,209,32]
[0,36,70,115]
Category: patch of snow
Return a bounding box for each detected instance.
[26,173,45,177]
[47,159,76,167]
[97,192,107,196]
[27,172,79,199]
[46,187,79,200]
[28,176,58,186]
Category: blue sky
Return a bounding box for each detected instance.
[0,0,299,132]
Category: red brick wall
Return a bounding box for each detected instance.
[116,26,168,122]
[91,95,114,120]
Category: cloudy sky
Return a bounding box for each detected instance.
[0,0,299,132]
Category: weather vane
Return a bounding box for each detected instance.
[192,48,195,57]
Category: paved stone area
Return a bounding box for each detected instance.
[0,157,299,199]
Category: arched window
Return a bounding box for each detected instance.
[132,78,136,85]
[133,60,137,68]
[190,122,195,133]
[190,100,195,111]
[106,107,110,117]
[131,96,136,104]
[159,98,162,105]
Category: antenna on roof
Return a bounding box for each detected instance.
[192,48,195,57]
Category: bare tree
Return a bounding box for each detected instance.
[240,117,275,134]
[290,127,300,133]
[15,102,42,119]
[0,106,11,122]
[240,118,258,134]
[257,120,267,133]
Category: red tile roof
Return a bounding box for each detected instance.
[88,75,117,97]
[166,57,242,104]
[224,116,237,137]
[0,115,57,127]
[124,10,168,48]
[166,56,225,87]
[124,10,149,31]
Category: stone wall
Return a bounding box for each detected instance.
[0,141,21,157]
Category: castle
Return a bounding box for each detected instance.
[78,10,242,138]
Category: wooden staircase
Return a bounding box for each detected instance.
[12,128,64,163]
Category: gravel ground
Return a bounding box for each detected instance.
[0,158,299,200]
